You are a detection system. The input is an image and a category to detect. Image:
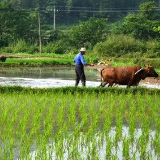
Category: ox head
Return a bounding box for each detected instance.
[135,65,158,79]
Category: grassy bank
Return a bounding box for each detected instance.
[1,53,160,68]
[0,86,160,159]
[0,58,74,67]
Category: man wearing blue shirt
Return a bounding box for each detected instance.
[74,47,93,86]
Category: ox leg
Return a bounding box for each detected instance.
[99,78,104,87]
[127,80,133,88]
[101,81,108,87]
[100,80,108,87]
[99,82,104,87]
[108,82,114,87]
[99,76,104,87]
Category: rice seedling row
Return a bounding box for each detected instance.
[0,89,160,159]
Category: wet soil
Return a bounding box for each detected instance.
[140,77,160,85]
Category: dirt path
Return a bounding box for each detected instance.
[140,77,160,85]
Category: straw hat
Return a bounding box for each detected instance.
[80,47,86,52]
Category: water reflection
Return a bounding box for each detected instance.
[27,126,158,160]
[0,67,98,80]
[0,67,100,88]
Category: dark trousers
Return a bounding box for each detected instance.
[75,65,86,86]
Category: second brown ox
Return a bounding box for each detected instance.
[100,65,158,87]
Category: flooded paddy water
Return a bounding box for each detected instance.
[28,126,158,160]
[0,66,100,88]
[0,66,160,88]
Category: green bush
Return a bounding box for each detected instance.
[0,41,38,54]
[143,40,160,58]
[13,40,28,53]
[137,58,160,68]
[0,46,13,53]
[27,45,39,54]
[93,34,145,57]
[43,40,69,54]
[43,42,55,53]
[93,34,160,58]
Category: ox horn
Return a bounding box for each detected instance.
[145,64,152,68]
[135,68,144,75]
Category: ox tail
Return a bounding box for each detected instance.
[100,68,105,86]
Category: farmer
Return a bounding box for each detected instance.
[74,47,93,86]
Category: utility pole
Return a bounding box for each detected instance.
[53,6,56,30]
[38,11,42,54]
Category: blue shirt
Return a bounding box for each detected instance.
[74,53,87,66]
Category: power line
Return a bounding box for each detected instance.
[58,9,138,13]
[0,6,160,13]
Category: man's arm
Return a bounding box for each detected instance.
[80,54,94,66]
[80,55,87,66]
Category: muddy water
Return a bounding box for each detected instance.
[0,67,159,88]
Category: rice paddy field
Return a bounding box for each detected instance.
[0,86,160,160]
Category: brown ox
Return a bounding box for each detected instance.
[100,65,158,87]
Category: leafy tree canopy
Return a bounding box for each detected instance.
[114,1,160,40]
[70,17,108,48]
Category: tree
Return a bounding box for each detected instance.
[70,17,108,48]
[0,3,37,46]
[138,1,157,20]
[115,1,160,40]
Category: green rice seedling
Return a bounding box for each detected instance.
[138,134,148,159]
[43,111,54,139]
[17,95,40,158]
[19,134,32,159]
[85,115,96,144]
[5,137,14,160]
[78,97,89,132]
[30,110,41,137]
[128,105,136,144]
[122,137,130,159]
[67,99,77,133]
[103,93,116,137]
[131,152,137,160]
[115,108,123,144]
[1,100,20,159]
[40,137,49,160]
[111,155,118,160]
[70,135,83,160]
[90,140,100,159]
[153,131,160,158]
[103,107,112,137]
[105,136,112,159]
[151,93,160,156]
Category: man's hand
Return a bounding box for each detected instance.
[88,64,94,66]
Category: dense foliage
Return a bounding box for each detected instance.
[0,1,160,58]
[114,1,160,40]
